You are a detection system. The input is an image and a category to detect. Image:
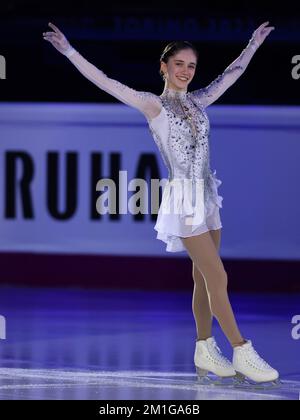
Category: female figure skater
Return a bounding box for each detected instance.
[43,21,279,386]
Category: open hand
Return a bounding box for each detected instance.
[43,22,72,55]
[251,21,275,48]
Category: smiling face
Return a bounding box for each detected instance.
[160,48,197,92]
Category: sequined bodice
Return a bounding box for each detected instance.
[148,87,214,202]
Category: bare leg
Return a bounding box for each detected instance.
[192,229,222,341]
[182,230,245,348]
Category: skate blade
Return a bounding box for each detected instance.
[234,372,282,390]
[195,366,236,387]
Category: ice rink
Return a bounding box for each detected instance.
[0,287,299,400]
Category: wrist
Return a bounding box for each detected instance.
[63,46,76,58]
[249,39,260,52]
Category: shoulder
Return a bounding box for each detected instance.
[137,90,161,103]
[140,91,163,120]
[187,90,207,109]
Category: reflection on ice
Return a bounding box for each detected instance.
[0,368,299,400]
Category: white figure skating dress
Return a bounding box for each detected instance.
[146,87,224,252]
[65,48,245,253]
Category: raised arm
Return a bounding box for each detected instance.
[190,22,275,108]
[43,23,162,120]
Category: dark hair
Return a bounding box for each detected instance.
[159,41,199,81]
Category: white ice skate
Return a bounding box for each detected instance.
[233,340,280,389]
[194,337,236,385]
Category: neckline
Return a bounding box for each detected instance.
[160,87,187,99]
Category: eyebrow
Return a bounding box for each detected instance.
[174,59,197,66]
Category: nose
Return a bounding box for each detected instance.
[181,67,191,76]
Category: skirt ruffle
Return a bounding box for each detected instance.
[154,170,223,253]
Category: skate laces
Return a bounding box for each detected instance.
[244,342,272,370]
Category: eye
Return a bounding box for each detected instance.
[175,63,195,69]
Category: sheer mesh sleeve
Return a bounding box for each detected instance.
[67,50,162,119]
[189,65,244,108]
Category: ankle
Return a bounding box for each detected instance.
[196,335,212,342]
[232,339,247,348]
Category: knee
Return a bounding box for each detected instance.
[216,269,228,289]
[207,269,228,293]
[192,267,204,285]
[219,270,228,290]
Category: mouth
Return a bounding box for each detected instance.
[177,76,189,82]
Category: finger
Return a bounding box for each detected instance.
[43,35,60,43]
[254,22,269,34]
[257,22,269,31]
[44,31,63,42]
[48,22,62,35]
[44,35,59,41]
[263,26,274,32]
[263,27,274,35]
